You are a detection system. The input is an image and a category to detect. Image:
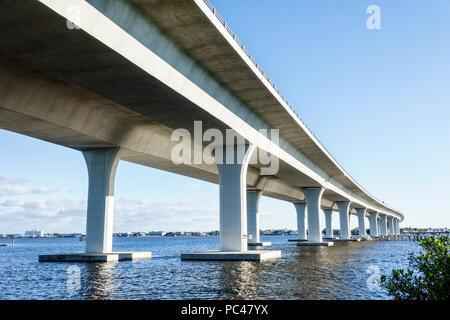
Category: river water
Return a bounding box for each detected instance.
[0,236,420,300]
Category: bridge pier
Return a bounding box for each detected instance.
[368,211,379,238]
[322,208,334,240]
[181,145,280,261]
[380,214,388,237]
[247,190,271,247]
[288,202,308,242]
[335,201,352,241]
[83,148,120,254]
[296,188,333,246]
[377,217,382,236]
[387,216,394,236]
[39,148,151,262]
[356,208,367,238]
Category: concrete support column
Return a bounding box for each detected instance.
[216,144,255,252]
[387,216,394,236]
[379,214,388,236]
[323,208,334,239]
[368,211,378,237]
[396,219,400,235]
[181,144,280,261]
[303,188,324,243]
[336,201,351,240]
[83,147,121,253]
[247,190,262,244]
[293,202,307,240]
[356,208,367,237]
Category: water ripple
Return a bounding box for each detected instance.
[0,236,420,300]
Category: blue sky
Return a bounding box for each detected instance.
[0,1,449,233]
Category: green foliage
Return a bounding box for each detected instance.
[381,236,449,300]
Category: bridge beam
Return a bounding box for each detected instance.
[323,208,334,239]
[356,208,367,238]
[368,211,379,237]
[336,201,351,240]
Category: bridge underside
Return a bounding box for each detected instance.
[0,0,402,260]
[0,28,341,208]
[0,0,402,216]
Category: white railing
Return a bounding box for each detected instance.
[201,0,388,208]
[202,0,335,162]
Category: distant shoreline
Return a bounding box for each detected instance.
[1,227,446,240]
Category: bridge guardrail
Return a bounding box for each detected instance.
[201,0,401,215]
[201,2,345,176]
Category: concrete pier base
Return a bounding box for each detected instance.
[322,237,335,241]
[297,241,334,247]
[248,242,271,247]
[333,238,361,242]
[181,250,281,261]
[39,252,151,262]
[288,239,308,242]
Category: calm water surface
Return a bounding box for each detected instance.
[0,236,420,300]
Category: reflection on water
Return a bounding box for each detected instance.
[0,236,421,300]
[82,262,119,299]
[217,261,260,299]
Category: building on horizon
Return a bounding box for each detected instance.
[24,229,44,237]
[148,231,167,236]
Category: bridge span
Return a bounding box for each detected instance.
[0,0,403,261]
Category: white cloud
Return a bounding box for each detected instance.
[0,174,56,197]
[0,174,29,184]
[1,198,26,207]
[0,196,218,234]
[0,185,55,196]
[113,198,218,232]
[0,185,30,196]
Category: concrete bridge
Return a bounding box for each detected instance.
[0,0,403,262]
